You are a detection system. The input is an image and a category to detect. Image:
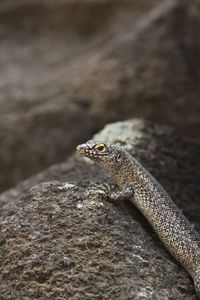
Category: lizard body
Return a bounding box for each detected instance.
[76,140,200,297]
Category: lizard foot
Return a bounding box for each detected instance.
[109,186,134,201]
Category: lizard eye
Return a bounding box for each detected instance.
[95,144,106,152]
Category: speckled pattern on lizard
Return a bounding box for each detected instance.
[76,140,200,298]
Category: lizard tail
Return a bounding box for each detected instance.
[194,269,200,298]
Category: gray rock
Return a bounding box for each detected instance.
[1,0,200,192]
[0,0,161,192]
[75,0,200,138]
[0,97,94,192]
[1,119,200,299]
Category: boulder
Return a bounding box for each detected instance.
[1,119,200,299]
[1,0,200,191]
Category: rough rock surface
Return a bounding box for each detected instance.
[1,0,200,192]
[1,119,200,299]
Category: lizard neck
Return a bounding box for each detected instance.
[105,153,152,191]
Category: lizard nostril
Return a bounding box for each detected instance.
[76,144,86,155]
[76,145,82,153]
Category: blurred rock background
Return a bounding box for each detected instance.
[0,0,200,190]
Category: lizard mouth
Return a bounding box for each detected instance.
[76,141,108,160]
[76,144,101,160]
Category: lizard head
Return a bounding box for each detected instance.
[76,140,130,175]
[77,140,115,159]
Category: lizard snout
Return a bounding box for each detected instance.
[76,144,86,155]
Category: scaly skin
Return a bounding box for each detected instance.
[76,140,200,297]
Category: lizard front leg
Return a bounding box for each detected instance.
[109,186,134,201]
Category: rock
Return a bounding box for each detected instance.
[1,119,200,299]
[74,0,200,138]
[0,98,94,192]
[0,0,161,192]
[1,0,200,192]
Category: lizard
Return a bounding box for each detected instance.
[76,140,200,298]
